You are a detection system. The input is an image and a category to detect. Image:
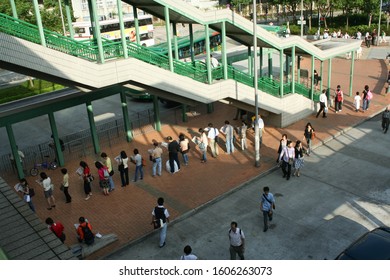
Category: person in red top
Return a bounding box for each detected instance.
[79,161,92,200]
[45,217,66,243]
[94,161,110,196]
[77,216,95,245]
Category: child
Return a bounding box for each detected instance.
[354,91,361,112]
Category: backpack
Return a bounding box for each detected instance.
[367,90,373,100]
[154,207,166,228]
[336,91,342,102]
[82,223,95,245]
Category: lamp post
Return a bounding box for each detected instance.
[253,0,260,167]
[378,0,383,46]
[300,0,303,37]
[58,0,66,36]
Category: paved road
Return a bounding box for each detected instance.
[105,114,390,260]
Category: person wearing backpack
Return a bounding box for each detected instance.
[77,217,95,245]
[151,197,170,248]
[228,221,245,260]
[362,85,373,111]
[334,85,343,113]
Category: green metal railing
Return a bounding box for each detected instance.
[0,12,317,101]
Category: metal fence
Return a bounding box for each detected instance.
[0,104,208,177]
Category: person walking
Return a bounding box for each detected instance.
[151,142,163,177]
[382,106,390,133]
[151,197,170,248]
[197,128,208,163]
[276,133,288,163]
[45,217,66,243]
[180,245,198,260]
[95,161,110,196]
[252,114,265,148]
[293,140,305,177]
[354,91,362,112]
[101,152,115,192]
[303,122,315,156]
[220,120,235,154]
[115,151,129,187]
[79,161,92,200]
[260,186,275,232]
[167,136,181,173]
[316,89,328,118]
[278,140,295,180]
[131,148,144,182]
[179,133,190,166]
[238,120,248,151]
[206,123,219,158]
[39,172,56,210]
[334,85,343,113]
[228,221,245,260]
[362,85,373,111]
[18,178,35,212]
[61,168,72,203]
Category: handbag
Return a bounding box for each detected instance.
[60,184,64,192]
[87,174,94,182]
[118,161,124,171]
[199,142,205,150]
[324,106,328,113]
[311,132,316,140]
[288,158,294,165]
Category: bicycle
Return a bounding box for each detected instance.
[30,154,58,176]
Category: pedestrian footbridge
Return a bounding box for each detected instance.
[0,1,361,127]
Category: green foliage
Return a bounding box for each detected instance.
[0,80,65,104]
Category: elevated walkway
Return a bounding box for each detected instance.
[0,2,360,126]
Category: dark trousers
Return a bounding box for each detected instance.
[229,245,245,260]
[63,186,72,202]
[262,210,272,230]
[335,100,342,111]
[120,168,129,186]
[281,160,292,179]
[382,119,389,133]
[169,152,180,173]
[83,181,91,195]
[316,102,327,117]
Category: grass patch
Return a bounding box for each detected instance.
[0,79,65,104]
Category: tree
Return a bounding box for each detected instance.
[0,0,74,34]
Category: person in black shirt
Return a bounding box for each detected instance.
[167,136,181,174]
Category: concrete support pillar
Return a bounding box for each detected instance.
[133,6,140,45]
[86,101,100,154]
[9,0,18,18]
[48,112,64,166]
[6,124,24,179]
[153,95,161,131]
[310,56,315,100]
[268,50,273,79]
[259,47,263,77]
[297,55,301,83]
[88,0,104,63]
[349,51,355,97]
[279,49,284,97]
[120,90,132,141]
[116,0,128,58]
[291,46,296,93]
[64,0,75,39]
[205,24,212,84]
[164,6,174,72]
[320,60,324,92]
[221,21,228,80]
[248,46,252,76]
[182,104,188,122]
[32,0,46,47]
[327,59,332,102]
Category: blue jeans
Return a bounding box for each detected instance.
[159,222,167,247]
[108,176,115,191]
[201,147,207,162]
[152,157,162,176]
[134,165,143,181]
[225,138,234,154]
[181,152,189,165]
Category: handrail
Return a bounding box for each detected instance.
[0,12,317,100]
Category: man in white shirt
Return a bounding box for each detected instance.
[252,114,265,148]
[228,221,245,260]
[206,123,219,157]
[316,89,328,118]
[210,54,219,68]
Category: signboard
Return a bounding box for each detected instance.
[297,20,306,25]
